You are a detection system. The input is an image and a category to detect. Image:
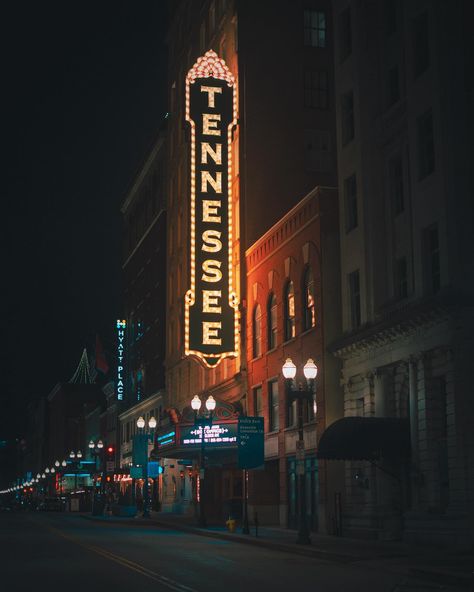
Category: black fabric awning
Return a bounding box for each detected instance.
[317,417,410,461]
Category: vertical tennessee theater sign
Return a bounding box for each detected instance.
[185,50,238,367]
[116,319,126,400]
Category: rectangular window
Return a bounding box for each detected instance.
[423,224,441,294]
[269,380,279,432]
[304,129,331,172]
[339,7,352,62]
[387,65,400,106]
[389,154,404,214]
[304,70,328,109]
[253,386,263,418]
[344,173,358,232]
[417,109,435,179]
[386,0,397,35]
[395,256,408,299]
[304,9,326,47]
[348,269,361,328]
[269,297,277,349]
[287,397,297,428]
[413,11,430,77]
[341,91,354,145]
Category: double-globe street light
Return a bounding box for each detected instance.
[136,415,157,518]
[191,394,216,528]
[282,357,318,545]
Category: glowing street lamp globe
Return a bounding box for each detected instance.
[303,359,318,380]
[137,416,145,429]
[282,358,297,380]
[205,396,216,412]
[148,416,157,430]
[191,395,202,411]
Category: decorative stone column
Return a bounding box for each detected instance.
[408,356,420,509]
[373,368,387,417]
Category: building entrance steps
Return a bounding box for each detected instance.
[79,511,473,589]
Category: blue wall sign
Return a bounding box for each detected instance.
[238,417,264,469]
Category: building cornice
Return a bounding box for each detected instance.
[329,296,453,359]
[245,186,336,274]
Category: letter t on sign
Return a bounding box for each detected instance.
[201,86,223,108]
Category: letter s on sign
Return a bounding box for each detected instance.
[202,260,222,283]
[202,230,222,253]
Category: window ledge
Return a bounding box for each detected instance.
[266,430,279,437]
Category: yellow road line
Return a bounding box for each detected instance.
[32,519,198,592]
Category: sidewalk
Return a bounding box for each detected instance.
[80,511,473,589]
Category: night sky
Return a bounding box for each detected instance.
[1,2,167,439]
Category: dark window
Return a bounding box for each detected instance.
[348,270,361,328]
[253,386,263,418]
[386,0,398,35]
[304,70,328,109]
[304,129,331,171]
[252,304,262,358]
[339,7,352,62]
[395,256,408,299]
[389,155,404,214]
[341,91,354,145]
[423,224,441,294]
[287,396,297,427]
[387,65,400,106]
[268,293,277,349]
[284,281,296,341]
[269,380,279,432]
[417,109,435,179]
[344,173,358,232]
[302,267,316,330]
[413,12,430,77]
[304,9,326,48]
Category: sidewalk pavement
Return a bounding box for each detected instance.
[80,511,473,589]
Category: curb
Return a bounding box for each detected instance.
[79,514,355,561]
[79,514,472,587]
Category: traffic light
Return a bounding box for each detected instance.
[106,445,115,459]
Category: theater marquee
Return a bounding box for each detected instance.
[185,50,238,367]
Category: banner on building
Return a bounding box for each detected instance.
[184,50,239,368]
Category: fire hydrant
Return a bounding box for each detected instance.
[226,516,236,532]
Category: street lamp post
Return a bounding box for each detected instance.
[136,415,157,518]
[69,450,83,492]
[88,440,104,514]
[191,394,216,528]
[282,358,318,546]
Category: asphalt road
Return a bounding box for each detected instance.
[0,512,460,592]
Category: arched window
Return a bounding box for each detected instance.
[303,267,316,330]
[252,304,262,358]
[284,281,296,341]
[267,293,277,349]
